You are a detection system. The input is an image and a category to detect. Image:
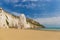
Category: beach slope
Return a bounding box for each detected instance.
[0,29,60,40]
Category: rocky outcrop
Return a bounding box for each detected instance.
[0,8,45,29]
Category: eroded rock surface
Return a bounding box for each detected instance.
[0,8,45,29]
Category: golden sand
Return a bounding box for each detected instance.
[0,29,60,40]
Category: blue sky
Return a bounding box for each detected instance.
[0,0,60,28]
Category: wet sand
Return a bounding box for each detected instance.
[0,29,60,40]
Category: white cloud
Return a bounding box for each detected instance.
[22,0,51,2]
[35,17,60,25]
[4,0,19,3]
[39,0,52,2]
[47,0,51,1]
[4,0,38,3]
[14,3,37,8]
[22,0,38,2]
[11,12,20,16]
[3,0,52,4]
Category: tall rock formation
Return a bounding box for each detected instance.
[0,8,45,29]
[19,14,31,28]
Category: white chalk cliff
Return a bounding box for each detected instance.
[0,8,45,29]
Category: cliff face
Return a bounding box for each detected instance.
[0,8,45,29]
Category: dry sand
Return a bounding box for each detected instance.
[0,29,60,40]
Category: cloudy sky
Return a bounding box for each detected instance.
[0,0,60,28]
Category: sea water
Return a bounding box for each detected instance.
[40,27,60,31]
[33,27,60,31]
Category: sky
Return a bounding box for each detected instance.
[0,0,60,28]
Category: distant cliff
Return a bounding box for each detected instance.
[26,18,45,29]
[0,8,45,29]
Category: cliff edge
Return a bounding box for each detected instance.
[0,8,45,29]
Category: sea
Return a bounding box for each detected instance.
[34,27,60,31]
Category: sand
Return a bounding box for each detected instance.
[0,29,60,40]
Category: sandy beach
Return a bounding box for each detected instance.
[0,29,60,40]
